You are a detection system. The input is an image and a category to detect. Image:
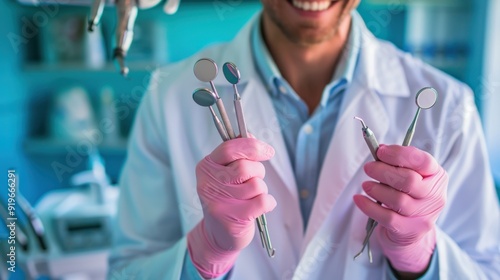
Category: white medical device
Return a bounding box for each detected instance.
[18,186,118,280]
[17,152,119,280]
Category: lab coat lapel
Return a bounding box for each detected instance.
[239,79,299,200]
[238,79,303,278]
[302,75,390,252]
[301,13,411,250]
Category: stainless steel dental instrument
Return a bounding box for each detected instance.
[353,116,380,263]
[354,117,379,161]
[88,0,105,32]
[403,87,438,146]
[193,88,230,142]
[353,87,438,262]
[222,62,275,258]
[194,58,236,139]
[222,62,248,138]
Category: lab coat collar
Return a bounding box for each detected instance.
[352,11,411,98]
[212,11,412,98]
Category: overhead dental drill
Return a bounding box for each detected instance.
[88,0,181,76]
[114,0,138,77]
[88,0,105,32]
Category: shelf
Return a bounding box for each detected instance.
[24,138,128,156]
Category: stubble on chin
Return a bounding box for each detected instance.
[264,0,353,46]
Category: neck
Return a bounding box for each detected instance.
[262,15,352,113]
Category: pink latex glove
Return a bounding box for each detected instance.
[187,138,277,279]
[353,144,448,275]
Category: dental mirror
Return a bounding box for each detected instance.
[193,58,218,83]
[223,62,248,138]
[416,87,438,109]
[222,62,241,85]
[192,88,229,141]
[192,88,216,107]
[402,87,438,146]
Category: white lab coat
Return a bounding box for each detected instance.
[109,13,500,280]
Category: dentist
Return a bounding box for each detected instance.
[109,0,500,279]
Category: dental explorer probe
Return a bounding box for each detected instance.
[353,116,381,263]
[222,62,276,258]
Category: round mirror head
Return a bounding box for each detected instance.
[193,58,218,82]
[222,62,240,85]
[416,87,438,109]
[192,88,217,107]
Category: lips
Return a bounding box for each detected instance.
[290,0,333,12]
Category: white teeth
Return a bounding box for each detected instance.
[292,1,331,12]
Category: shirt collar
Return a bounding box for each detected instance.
[251,11,361,104]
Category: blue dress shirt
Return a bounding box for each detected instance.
[251,13,361,228]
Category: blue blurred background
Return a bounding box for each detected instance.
[1,0,499,279]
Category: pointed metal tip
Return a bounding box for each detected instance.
[353,251,362,260]
[354,116,367,129]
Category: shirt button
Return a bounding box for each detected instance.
[300,189,310,199]
[278,85,287,94]
[303,124,314,134]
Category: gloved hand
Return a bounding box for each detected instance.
[187,138,277,279]
[353,144,448,275]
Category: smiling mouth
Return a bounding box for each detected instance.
[289,0,334,12]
